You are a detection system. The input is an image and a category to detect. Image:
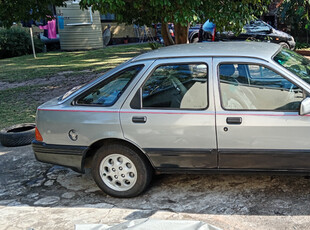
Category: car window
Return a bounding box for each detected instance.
[142,64,208,109]
[76,65,143,106]
[244,20,271,33]
[274,48,310,85]
[219,63,304,111]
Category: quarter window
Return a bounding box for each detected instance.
[142,64,208,109]
[76,65,143,106]
[219,64,304,111]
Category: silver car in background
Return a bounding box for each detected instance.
[33,42,310,197]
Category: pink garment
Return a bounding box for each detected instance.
[39,19,57,39]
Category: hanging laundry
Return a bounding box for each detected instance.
[39,19,57,39]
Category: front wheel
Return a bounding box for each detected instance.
[92,144,152,198]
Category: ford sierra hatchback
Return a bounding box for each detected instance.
[33,42,310,197]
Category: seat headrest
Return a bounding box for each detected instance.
[219,64,235,77]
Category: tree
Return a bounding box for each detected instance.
[0,0,65,28]
[279,0,310,41]
[80,0,271,45]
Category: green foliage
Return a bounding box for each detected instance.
[0,0,65,28]
[80,0,270,43]
[0,26,43,59]
[296,41,310,49]
[148,41,162,50]
[279,0,310,33]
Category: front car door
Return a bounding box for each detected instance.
[120,58,217,171]
[214,57,310,171]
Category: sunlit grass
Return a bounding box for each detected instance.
[0,44,151,82]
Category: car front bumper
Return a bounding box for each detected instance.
[32,140,88,173]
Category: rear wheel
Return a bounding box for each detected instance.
[279,42,290,49]
[92,144,152,198]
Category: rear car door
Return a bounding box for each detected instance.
[120,58,217,170]
[214,57,310,171]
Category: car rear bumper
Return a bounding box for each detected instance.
[32,140,88,173]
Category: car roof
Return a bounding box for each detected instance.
[131,42,281,62]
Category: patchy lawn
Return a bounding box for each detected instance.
[0,44,151,129]
[0,44,151,83]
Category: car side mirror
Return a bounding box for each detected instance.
[300,97,310,115]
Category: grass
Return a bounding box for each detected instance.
[0,44,151,82]
[0,44,152,129]
[0,86,42,128]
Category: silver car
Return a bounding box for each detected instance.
[32,42,310,197]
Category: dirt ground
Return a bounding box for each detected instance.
[1,144,310,230]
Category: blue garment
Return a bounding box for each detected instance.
[202,20,215,32]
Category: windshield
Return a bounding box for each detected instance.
[274,48,310,85]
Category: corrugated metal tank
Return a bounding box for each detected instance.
[56,1,103,50]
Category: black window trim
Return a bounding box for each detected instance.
[217,61,305,112]
[130,62,210,111]
[73,64,144,107]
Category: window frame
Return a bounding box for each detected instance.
[133,62,210,111]
[73,64,144,107]
[217,61,306,112]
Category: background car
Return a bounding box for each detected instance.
[190,20,295,50]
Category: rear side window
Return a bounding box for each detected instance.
[142,64,208,109]
[76,65,143,106]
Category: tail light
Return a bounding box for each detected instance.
[35,127,43,142]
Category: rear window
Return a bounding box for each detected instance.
[76,65,143,106]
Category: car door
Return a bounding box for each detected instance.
[214,57,310,170]
[120,58,217,170]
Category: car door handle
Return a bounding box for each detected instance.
[132,116,147,123]
[226,117,242,125]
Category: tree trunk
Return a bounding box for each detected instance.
[174,23,189,44]
[161,21,174,46]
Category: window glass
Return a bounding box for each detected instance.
[219,64,304,111]
[274,48,310,85]
[142,64,208,109]
[77,65,143,106]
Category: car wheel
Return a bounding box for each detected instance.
[279,42,290,49]
[0,123,35,147]
[191,37,199,43]
[92,144,152,198]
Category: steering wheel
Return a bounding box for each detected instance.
[169,76,187,96]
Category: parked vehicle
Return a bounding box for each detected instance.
[33,42,310,198]
[190,20,296,50]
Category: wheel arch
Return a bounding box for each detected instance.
[81,138,155,172]
[189,31,199,43]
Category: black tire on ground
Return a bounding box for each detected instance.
[279,42,290,49]
[0,123,36,147]
[92,144,153,198]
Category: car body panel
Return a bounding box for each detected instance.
[36,60,154,146]
[120,57,217,169]
[213,57,310,170]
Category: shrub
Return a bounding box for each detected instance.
[295,42,310,50]
[148,41,163,50]
[0,26,43,59]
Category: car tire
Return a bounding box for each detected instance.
[0,123,35,147]
[92,144,153,198]
[279,42,290,49]
[191,37,199,43]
